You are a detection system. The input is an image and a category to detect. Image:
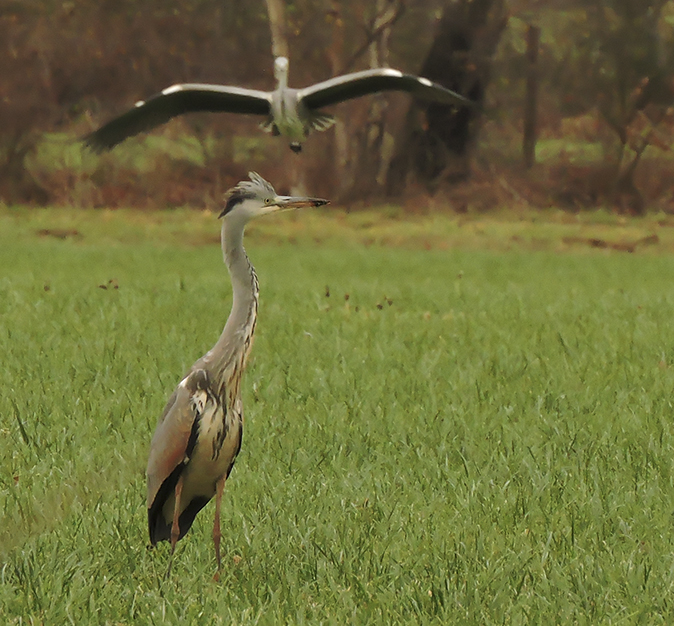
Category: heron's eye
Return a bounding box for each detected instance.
[264,198,273,205]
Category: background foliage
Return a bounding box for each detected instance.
[1,0,674,209]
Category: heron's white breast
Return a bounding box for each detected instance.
[271,91,306,141]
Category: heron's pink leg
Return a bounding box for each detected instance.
[165,474,184,579]
[170,474,184,554]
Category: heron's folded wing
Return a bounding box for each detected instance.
[146,369,211,508]
[299,69,474,110]
[146,391,192,509]
[84,84,273,152]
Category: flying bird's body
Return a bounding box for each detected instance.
[85,56,473,153]
[268,86,307,145]
[146,173,328,575]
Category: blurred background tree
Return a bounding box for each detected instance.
[386,0,508,196]
[1,0,674,211]
[537,0,674,213]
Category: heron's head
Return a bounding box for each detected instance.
[274,56,289,81]
[219,172,328,221]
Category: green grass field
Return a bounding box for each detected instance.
[2,206,674,624]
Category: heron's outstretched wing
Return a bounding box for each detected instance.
[299,69,473,111]
[84,84,273,152]
[146,368,213,544]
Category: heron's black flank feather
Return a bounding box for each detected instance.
[148,489,210,545]
[148,463,185,545]
[176,496,211,538]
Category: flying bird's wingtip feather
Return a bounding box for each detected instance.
[81,133,108,154]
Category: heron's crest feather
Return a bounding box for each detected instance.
[221,172,276,217]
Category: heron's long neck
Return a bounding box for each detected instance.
[207,218,259,381]
[277,65,288,91]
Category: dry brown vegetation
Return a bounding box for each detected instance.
[2,0,674,212]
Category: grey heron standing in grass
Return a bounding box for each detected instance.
[147,172,328,576]
[84,56,473,153]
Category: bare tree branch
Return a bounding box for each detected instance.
[340,1,405,74]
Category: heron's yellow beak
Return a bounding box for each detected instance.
[273,196,329,210]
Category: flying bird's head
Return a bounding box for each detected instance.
[219,172,328,222]
[274,56,289,83]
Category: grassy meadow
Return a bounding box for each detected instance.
[2,205,674,623]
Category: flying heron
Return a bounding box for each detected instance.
[147,172,328,576]
[84,56,473,153]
